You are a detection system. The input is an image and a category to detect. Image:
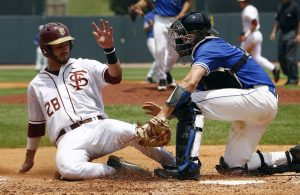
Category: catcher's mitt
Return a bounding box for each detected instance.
[128,5,138,22]
[135,117,171,147]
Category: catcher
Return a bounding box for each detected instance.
[139,11,300,180]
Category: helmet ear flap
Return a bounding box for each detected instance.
[200,11,212,32]
[40,46,50,58]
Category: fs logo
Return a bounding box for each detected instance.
[69,70,88,90]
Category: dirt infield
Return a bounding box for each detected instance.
[1,146,299,194]
[0,82,300,105]
[0,82,300,194]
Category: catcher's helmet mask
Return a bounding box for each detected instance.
[39,22,75,59]
[169,11,218,57]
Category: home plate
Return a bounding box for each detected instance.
[200,180,265,185]
[0,176,8,183]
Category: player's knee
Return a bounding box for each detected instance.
[57,160,85,180]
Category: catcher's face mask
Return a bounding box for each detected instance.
[169,21,196,57]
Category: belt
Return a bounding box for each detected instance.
[253,85,277,98]
[55,115,103,143]
[268,86,278,98]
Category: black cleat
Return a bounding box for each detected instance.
[166,72,176,88]
[107,155,147,173]
[154,165,200,180]
[157,79,167,91]
[154,167,178,179]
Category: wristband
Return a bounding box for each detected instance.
[104,47,118,64]
[27,137,41,150]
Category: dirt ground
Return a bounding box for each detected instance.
[0,81,300,105]
[0,81,300,194]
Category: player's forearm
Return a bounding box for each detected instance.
[135,0,148,9]
[271,22,279,34]
[104,47,122,78]
[25,149,37,163]
[156,105,175,121]
[176,0,192,19]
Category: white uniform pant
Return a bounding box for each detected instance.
[146,37,157,80]
[154,15,179,80]
[191,86,278,168]
[56,119,175,180]
[241,31,275,71]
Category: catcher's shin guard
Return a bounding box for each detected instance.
[173,102,203,180]
[252,146,300,175]
[216,145,300,176]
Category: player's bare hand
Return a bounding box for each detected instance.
[142,102,162,116]
[270,32,276,41]
[295,34,300,44]
[17,161,34,174]
[92,19,114,49]
[238,34,246,43]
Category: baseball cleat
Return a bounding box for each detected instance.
[157,79,167,91]
[107,155,149,174]
[154,165,200,180]
[154,167,178,179]
[272,68,280,83]
[146,77,156,83]
[166,72,177,88]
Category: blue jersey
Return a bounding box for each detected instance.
[144,10,155,38]
[152,0,185,17]
[192,37,275,89]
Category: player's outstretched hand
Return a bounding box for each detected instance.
[16,149,36,174]
[17,160,34,174]
[142,102,162,116]
[92,19,114,49]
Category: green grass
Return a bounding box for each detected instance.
[1,103,299,148]
[0,66,299,148]
[67,0,114,16]
[0,88,27,95]
[0,69,36,82]
[123,66,190,81]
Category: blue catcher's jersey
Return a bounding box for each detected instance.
[192,37,275,90]
[144,10,155,38]
[152,0,186,17]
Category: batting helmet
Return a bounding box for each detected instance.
[39,22,75,57]
[169,11,218,57]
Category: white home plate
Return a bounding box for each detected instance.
[200,180,265,185]
[0,176,8,183]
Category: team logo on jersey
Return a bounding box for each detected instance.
[69,70,88,90]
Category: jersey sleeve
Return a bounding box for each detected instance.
[83,59,109,88]
[192,44,225,75]
[27,84,46,124]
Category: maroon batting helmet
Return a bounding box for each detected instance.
[39,22,75,57]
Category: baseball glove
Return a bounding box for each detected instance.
[136,117,171,147]
[128,5,138,22]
